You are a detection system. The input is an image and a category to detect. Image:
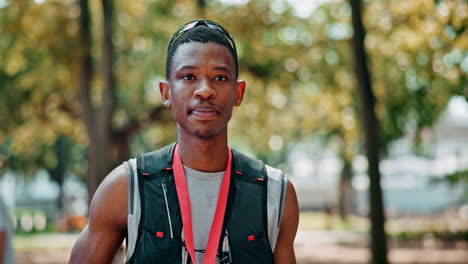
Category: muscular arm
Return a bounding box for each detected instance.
[274,180,299,264]
[69,165,128,264]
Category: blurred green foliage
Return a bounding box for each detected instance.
[0,0,466,178]
[391,230,468,242]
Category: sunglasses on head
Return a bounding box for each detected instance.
[168,19,237,52]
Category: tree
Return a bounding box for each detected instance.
[77,0,102,201]
[350,0,388,262]
[0,0,84,208]
[47,135,72,210]
[197,0,206,16]
[337,132,354,220]
[0,0,174,202]
[78,0,174,200]
[1,0,465,216]
[77,0,124,200]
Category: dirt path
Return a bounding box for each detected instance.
[14,231,468,264]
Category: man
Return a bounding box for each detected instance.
[70,19,298,264]
[0,197,14,264]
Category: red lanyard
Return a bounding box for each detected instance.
[172,144,232,264]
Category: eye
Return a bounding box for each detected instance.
[214,75,227,81]
[182,74,195,80]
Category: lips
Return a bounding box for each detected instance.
[190,106,219,120]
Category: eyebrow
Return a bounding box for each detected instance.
[176,65,198,72]
[175,65,232,74]
[212,66,230,72]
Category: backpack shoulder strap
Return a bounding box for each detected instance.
[265,165,288,251]
[231,149,266,179]
[137,143,175,174]
[124,143,176,263]
[124,158,140,263]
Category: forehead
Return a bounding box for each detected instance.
[170,41,235,74]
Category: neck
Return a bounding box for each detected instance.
[177,129,229,172]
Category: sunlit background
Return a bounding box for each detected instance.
[0,0,467,263]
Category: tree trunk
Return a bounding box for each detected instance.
[101,0,115,147]
[197,0,206,16]
[338,155,352,221]
[78,0,116,203]
[49,135,70,210]
[78,0,168,203]
[112,131,130,165]
[349,0,388,263]
[77,0,96,204]
[95,0,116,185]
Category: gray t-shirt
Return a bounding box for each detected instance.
[0,198,14,264]
[184,165,224,264]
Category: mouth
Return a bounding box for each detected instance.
[189,106,219,120]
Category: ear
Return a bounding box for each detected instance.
[159,81,171,107]
[233,80,246,107]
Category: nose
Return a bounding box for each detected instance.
[193,79,216,100]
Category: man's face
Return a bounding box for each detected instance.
[160,41,245,140]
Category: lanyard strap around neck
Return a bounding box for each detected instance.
[172,144,232,264]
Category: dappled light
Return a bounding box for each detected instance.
[0,0,467,263]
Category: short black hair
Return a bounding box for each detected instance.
[165,24,239,80]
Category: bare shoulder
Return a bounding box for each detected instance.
[89,164,129,229]
[282,179,299,234]
[274,179,299,263]
[69,164,129,263]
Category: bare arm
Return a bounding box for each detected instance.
[69,165,128,264]
[0,230,5,264]
[274,180,299,264]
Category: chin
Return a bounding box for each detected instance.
[193,128,218,140]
